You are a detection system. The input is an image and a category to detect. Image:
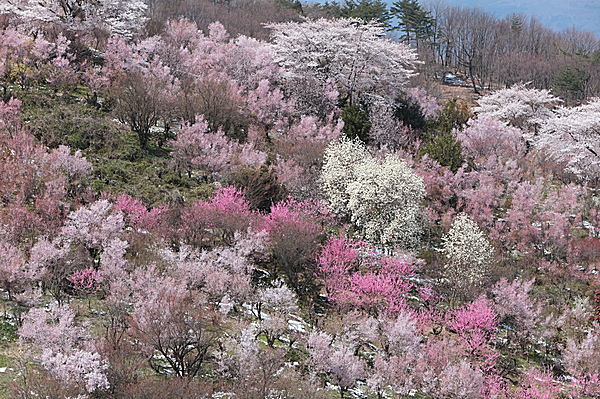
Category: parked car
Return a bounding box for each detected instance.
[442,74,463,85]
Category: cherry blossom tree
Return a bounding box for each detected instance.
[473,83,562,132]
[534,98,600,182]
[170,115,266,178]
[267,18,418,105]
[0,0,148,39]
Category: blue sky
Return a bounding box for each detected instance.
[439,0,600,36]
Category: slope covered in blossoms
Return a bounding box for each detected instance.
[0,3,599,399]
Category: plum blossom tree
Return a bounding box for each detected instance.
[127,269,217,378]
[321,138,370,215]
[347,153,425,248]
[307,332,366,398]
[179,187,256,247]
[262,199,325,302]
[442,215,493,298]
[267,18,418,105]
[318,236,415,315]
[19,303,110,393]
[447,297,498,372]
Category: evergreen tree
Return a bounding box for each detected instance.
[320,0,391,28]
[390,0,435,48]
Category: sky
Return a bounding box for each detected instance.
[439,0,600,36]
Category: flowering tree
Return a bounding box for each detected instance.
[19,303,110,393]
[473,83,562,132]
[318,236,415,315]
[457,115,526,179]
[322,139,424,248]
[347,154,425,248]
[442,215,493,298]
[179,187,256,246]
[0,0,148,39]
[267,18,418,104]
[533,98,600,182]
[490,279,539,339]
[170,115,266,178]
[447,297,498,372]
[307,332,366,398]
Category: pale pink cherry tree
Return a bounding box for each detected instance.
[273,114,343,198]
[267,18,418,105]
[169,115,266,179]
[0,0,147,39]
[457,115,527,180]
[60,199,125,256]
[490,278,540,342]
[563,328,600,389]
[0,97,23,135]
[406,87,441,119]
[533,98,600,182]
[473,83,562,132]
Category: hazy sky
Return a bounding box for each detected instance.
[439,0,600,36]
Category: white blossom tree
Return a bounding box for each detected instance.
[321,138,424,249]
[533,98,600,182]
[321,138,370,215]
[0,0,147,38]
[267,18,419,105]
[442,214,493,297]
[473,83,562,132]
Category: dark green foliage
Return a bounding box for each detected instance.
[433,98,472,134]
[390,0,435,45]
[420,98,468,172]
[420,131,464,172]
[393,95,426,131]
[226,166,287,211]
[554,66,590,102]
[341,103,371,142]
[319,0,391,27]
[90,157,213,207]
[0,318,18,343]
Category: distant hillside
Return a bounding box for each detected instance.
[441,0,600,36]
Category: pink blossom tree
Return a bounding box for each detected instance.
[318,236,415,315]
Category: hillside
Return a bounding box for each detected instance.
[0,1,599,399]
